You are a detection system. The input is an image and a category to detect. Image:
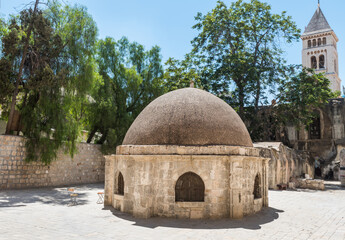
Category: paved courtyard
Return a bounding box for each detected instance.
[1,182,345,240]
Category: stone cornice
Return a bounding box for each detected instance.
[113,145,262,157]
[301,30,338,42]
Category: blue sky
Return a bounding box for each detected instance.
[1,0,344,89]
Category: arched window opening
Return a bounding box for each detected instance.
[308,40,311,48]
[311,56,317,69]
[323,37,327,45]
[313,39,316,47]
[175,172,205,202]
[253,174,262,199]
[319,55,325,69]
[309,116,321,139]
[317,38,321,46]
[117,172,124,195]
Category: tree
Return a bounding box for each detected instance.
[191,0,300,119]
[86,37,164,152]
[276,68,339,130]
[5,0,40,134]
[0,1,99,164]
[163,55,202,91]
[45,0,99,127]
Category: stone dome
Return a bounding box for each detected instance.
[122,88,253,147]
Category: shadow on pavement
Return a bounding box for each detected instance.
[103,206,284,230]
[0,187,88,207]
[324,183,345,191]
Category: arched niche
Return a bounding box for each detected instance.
[114,171,124,195]
[253,173,262,199]
[175,172,205,202]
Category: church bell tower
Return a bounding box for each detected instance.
[301,3,341,92]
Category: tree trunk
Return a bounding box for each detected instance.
[5,0,39,134]
[254,78,261,112]
[238,84,245,119]
[86,127,98,143]
[97,129,109,144]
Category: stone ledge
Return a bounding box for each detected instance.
[116,145,261,157]
[176,202,205,208]
[114,194,124,200]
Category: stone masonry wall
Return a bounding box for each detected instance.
[105,145,269,219]
[0,135,105,189]
[254,142,314,190]
[108,155,267,219]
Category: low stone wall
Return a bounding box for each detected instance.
[254,142,314,190]
[0,135,105,189]
[294,179,325,190]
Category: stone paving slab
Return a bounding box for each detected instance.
[1,182,345,240]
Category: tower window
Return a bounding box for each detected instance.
[311,56,317,69]
[318,38,321,46]
[175,172,205,202]
[323,37,327,45]
[319,55,325,69]
[313,39,316,47]
[308,40,311,48]
[335,60,337,74]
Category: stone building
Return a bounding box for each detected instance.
[301,3,341,92]
[104,88,269,219]
[285,99,345,180]
[281,4,344,180]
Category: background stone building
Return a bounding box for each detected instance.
[257,4,344,182]
[285,98,345,180]
[285,3,343,180]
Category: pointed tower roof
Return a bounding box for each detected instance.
[303,6,332,35]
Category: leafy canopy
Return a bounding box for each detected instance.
[86,37,164,152]
[191,0,300,118]
[163,55,202,92]
[276,68,339,129]
[0,1,99,164]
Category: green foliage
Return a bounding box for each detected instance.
[0,1,99,164]
[1,7,69,163]
[47,0,98,94]
[0,17,8,54]
[0,16,21,111]
[163,55,202,91]
[276,67,339,129]
[190,0,300,119]
[86,37,164,152]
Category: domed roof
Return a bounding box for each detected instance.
[122,88,253,147]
